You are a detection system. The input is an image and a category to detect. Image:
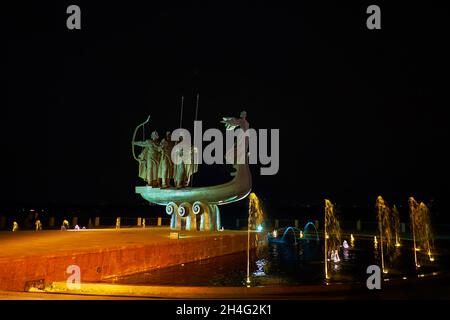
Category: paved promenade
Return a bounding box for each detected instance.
[0,227,250,291]
[0,227,244,258]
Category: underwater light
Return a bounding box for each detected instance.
[257,225,263,232]
[343,240,349,249]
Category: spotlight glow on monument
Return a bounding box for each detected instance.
[133,111,255,232]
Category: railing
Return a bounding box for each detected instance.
[2,215,450,237]
[0,216,171,231]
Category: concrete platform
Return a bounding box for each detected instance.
[0,228,250,292]
[3,274,450,300]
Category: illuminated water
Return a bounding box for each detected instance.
[107,237,450,287]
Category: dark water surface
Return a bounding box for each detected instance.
[107,237,450,287]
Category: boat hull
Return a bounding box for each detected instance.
[135,164,252,206]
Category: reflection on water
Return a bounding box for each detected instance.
[107,238,450,287]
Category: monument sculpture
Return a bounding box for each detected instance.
[132,111,252,231]
[157,136,174,189]
[134,130,161,187]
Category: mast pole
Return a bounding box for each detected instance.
[191,93,199,187]
[194,93,199,121]
[179,96,184,128]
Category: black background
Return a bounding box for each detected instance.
[5,1,450,221]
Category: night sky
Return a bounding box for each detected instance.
[5,1,450,215]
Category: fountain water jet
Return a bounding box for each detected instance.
[324,199,341,280]
[280,227,300,244]
[269,224,318,244]
[392,205,401,247]
[409,197,434,267]
[376,196,394,274]
[246,193,265,285]
[303,222,320,241]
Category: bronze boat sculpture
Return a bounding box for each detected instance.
[132,114,252,231]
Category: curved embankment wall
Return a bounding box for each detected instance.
[0,229,253,291]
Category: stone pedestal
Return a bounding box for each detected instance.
[186,214,197,230]
[171,213,181,230]
[167,202,221,232]
[200,210,212,231]
[214,206,221,230]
